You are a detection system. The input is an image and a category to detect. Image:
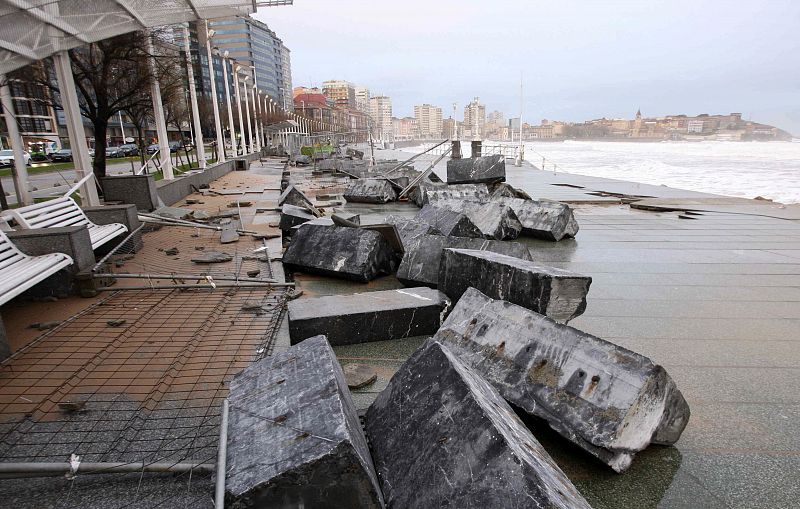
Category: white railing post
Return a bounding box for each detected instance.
[146,36,173,180]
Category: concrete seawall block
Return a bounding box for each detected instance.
[446,154,506,184]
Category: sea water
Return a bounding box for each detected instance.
[403,140,800,204]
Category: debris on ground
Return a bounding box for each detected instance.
[343,179,398,203]
[106,319,127,327]
[493,197,580,241]
[432,199,522,240]
[343,364,378,389]
[190,251,233,264]
[415,204,482,238]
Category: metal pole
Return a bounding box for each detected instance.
[183,26,206,170]
[242,76,253,154]
[146,36,173,180]
[118,111,126,144]
[250,66,261,153]
[51,52,100,204]
[205,23,225,163]
[221,54,236,159]
[0,461,214,478]
[233,67,245,155]
[0,74,31,205]
[214,399,229,509]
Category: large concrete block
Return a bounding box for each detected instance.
[432,199,522,240]
[411,182,489,207]
[226,335,384,508]
[83,204,143,254]
[439,248,591,323]
[288,287,449,345]
[100,174,160,212]
[415,205,482,239]
[343,179,398,204]
[436,288,691,472]
[383,215,441,247]
[446,154,505,185]
[493,197,579,241]
[0,314,10,361]
[279,204,316,232]
[365,339,592,509]
[396,233,533,288]
[278,184,318,212]
[283,224,399,282]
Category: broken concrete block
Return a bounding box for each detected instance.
[343,179,397,204]
[290,214,361,234]
[412,182,489,207]
[291,154,312,165]
[278,184,318,213]
[396,234,533,288]
[439,248,591,323]
[446,154,505,185]
[226,335,384,508]
[346,148,364,159]
[493,197,579,241]
[435,288,691,472]
[219,228,239,244]
[154,206,193,220]
[365,339,592,509]
[415,204,482,239]
[490,182,532,200]
[433,199,522,240]
[384,215,441,247]
[190,251,232,264]
[279,204,316,232]
[288,287,448,345]
[283,224,399,282]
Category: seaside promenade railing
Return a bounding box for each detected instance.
[412,142,521,159]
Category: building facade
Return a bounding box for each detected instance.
[369,95,392,141]
[413,103,443,139]
[354,86,370,114]
[463,97,486,140]
[322,80,356,108]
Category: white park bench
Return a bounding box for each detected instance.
[2,196,127,250]
[0,229,73,306]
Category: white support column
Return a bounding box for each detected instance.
[51,52,100,205]
[0,74,31,205]
[183,26,205,169]
[233,67,245,155]
[242,76,253,154]
[250,67,261,153]
[204,22,225,163]
[221,55,235,159]
[146,37,173,180]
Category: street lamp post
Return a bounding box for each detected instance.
[219,50,236,159]
[233,65,246,155]
[205,24,225,163]
[249,66,261,153]
[241,74,253,154]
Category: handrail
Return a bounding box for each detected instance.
[63,172,95,198]
[136,150,161,175]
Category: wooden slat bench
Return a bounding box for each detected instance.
[2,197,127,250]
[0,229,73,306]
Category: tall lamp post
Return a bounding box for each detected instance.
[219,49,236,158]
[241,74,253,154]
[205,24,225,163]
[232,64,246,155]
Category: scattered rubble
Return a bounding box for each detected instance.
[226,335,384,508]
[279,204,316,232]
[446,154,506,185]
[411,181,489,207]
[164,247,179,256]
[190,251,233,264]
[490,182,532,200]
[283,224,399,282]
[384,215,442,246]
[415,204,482,238]
[343,363,378,389]
[435,288,691,472]
[219,228,240,244]
[343,179,398,203]
[432,199,522,240]
[246,269,260,278]
[365,339,592,509]
[106,319,127,327]
[396,233,533,287]
[493,197,579,241]
[288,287,448,345]
[278,184,318,213]
[439,248,591,323]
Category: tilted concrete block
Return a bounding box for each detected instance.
[290,214,360,234]
[278,204,316,232]
[446,154,506,184]
[490,182,532,200]
[288,287,449,345]
[493,197,579,241]
[432,199,522,240]
[396,233,533,288]
[278,184,318,213]
[384,215,442,247]
[435,288,691,473]
[226,335,384,508]
[415,204,482,239]
[343,179,398,204]
[439,248,591,323]
[365,339,592,509]
[283,224,399,282]
[412,182,489,207]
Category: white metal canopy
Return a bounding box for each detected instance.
[0,0,291,73]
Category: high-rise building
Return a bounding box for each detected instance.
[207,16,292,109]
[413,103,443,139]
[322,80,356,108]
[464,97,486,140]
[369,95,393,140]
[354,86,370,114]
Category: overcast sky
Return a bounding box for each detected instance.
[255,0,800,134]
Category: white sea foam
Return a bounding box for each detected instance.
[402,140,800,204]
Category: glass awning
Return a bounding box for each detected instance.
[0,0,291,74]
